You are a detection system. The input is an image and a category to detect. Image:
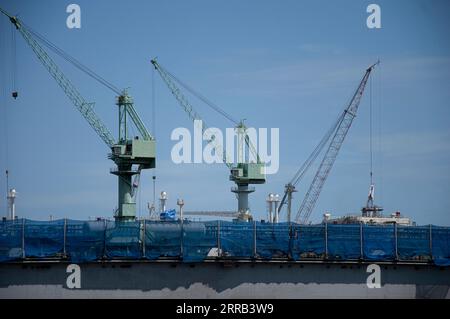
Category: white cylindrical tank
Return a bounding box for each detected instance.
[159,191,168,213]
[266,193,274,223]
[177,198,184,221]
[7,188,16,220]
[273,194,280,223]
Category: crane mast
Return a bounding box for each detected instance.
[294,62,378,224]
[2,8,156,221]
[151,59,265,220]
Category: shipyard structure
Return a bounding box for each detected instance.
[0,218,449,298]
[0,7,449,299]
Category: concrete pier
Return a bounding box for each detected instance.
[1,260,449,299]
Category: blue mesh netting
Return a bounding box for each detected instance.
[0,219,449,265]
[219,221,254,258]
[144,221,181,259]
[327,224,361,260]
[24,220,64,258]
[0,219,23,262]
[431,226,450,266]
[66,220,105,262]
[363,225,395,260]
[397,226,431,261]
[256,222,290,259]
[105,221,141,259]
[291,225,326,260]
[182,221,217,261]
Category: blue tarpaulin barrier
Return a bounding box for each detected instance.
[362,225,395,260]
[291,225,325,260]
[431,226,450,266]
[66,220,105,262]
[327,224,361,260]
[182,221,217,261]
[144,221,181,259]
[24,220,64,258]
[397,226,431,261]
[105,221,141,259]
[220,221,254,258]
[0,220,23,262]
[256,223,290,259]
[0,219,449,266]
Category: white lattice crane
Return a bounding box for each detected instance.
[278,62,378,224]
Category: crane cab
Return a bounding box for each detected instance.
[110,138,156,169]
[230,162,265,185]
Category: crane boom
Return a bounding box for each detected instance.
[151,59,265,220]
[2,7,156,220]
[2,9,116,148]
[125,101,152,141]
[151,59,232,169]
[295,62,378,224]
[151,60,261,165]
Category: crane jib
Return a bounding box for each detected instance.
[2,7,156,221]
[291,64,376,224]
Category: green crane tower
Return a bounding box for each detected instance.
[1,8,156,221]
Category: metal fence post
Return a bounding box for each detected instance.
[22,218,25,259]
[324,222,328,259]
[253,220,257,258]
[288,222,292,259]
[142,219,146,258]
[63,218,67,257]
[217,220,221,258]
[103,219,107,259]
[360,222,363,260]
[180,218,184,259]
[429,224,433,260]
[394,223,398,260]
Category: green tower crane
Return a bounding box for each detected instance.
[1,8,156,221]
[151,59,265,221]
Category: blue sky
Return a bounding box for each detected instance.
[0,0,449,225]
